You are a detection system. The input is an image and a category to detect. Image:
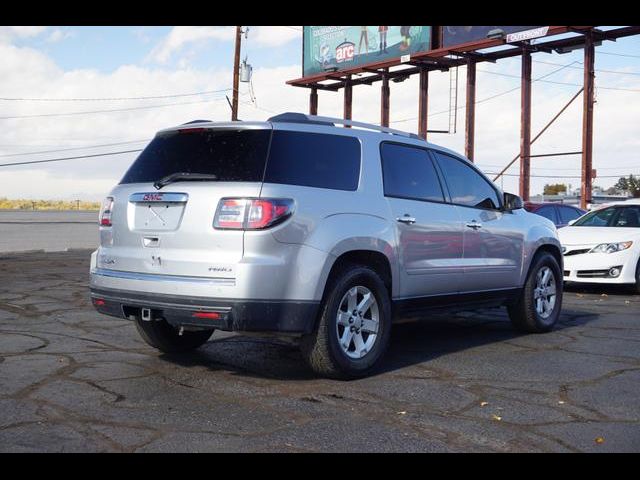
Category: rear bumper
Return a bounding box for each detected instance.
[90,286,319,334]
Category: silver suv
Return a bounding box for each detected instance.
[90,113,563,378]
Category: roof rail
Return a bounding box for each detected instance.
[181,119,212,125]
[267,112,421,140]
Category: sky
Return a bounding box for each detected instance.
[0,25,639,201]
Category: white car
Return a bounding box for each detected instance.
[559,199,640,292]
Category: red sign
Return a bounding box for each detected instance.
[335,41,355,64]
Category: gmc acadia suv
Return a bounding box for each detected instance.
[90,113,564,378]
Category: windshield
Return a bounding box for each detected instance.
[120,128,271,184]
[573,205,640,228]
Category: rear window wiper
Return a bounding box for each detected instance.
[154,172,218,190]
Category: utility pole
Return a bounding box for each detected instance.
[231,26,242,121]
[519,48,532,202]
[581,31,595,210]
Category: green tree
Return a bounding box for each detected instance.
[543,183,567,195]
[614,175,640,198]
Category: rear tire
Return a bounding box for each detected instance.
[301,264,391,379]
[508,251,563,333]
[134,318,214,353]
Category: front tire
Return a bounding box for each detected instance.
[301,264,391,379]
[508,251,563,333]
[134,318,214,353]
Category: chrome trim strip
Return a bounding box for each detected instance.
[129,192,189,203]
[93,268,235,286]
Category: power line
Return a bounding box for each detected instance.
[0,88,232,102]
[0,139,149,157]
[0,96,228,120]
[484,172,636,179]
[478,69,640,92]
[0,149,143,168]
[597,50,640,59]
[392,61,580,124]
[533,59,640,76]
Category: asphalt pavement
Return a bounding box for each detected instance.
[0,250,639,452]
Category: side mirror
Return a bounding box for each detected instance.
[503,192,523,211]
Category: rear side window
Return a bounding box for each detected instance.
[536,206,558,224]
[558,206,583,224]
[432,151,501,210]
[120,129,271,184]
[380,143,444,202]
[264,131,360,191]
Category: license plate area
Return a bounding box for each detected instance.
[129,193,188,232]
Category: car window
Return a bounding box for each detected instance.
[572,206,640,227]
[558,206,583,224]
[613,206,640,227]
[121,129,271,184]
[380,143,445,202]
[536,206,558,223]
[432,151,501,209]
[264,130,360,191]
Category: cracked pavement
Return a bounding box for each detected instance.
[1,250,639,452]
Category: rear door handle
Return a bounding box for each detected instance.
[466,221,482,230]
[397,215,416,225]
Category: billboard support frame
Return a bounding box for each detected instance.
[289,26,640,203]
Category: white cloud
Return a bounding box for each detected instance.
[0,26,47,43]
[250,26,301,47]
[148,26,235,64]
[0,33,638,201]
[46,29,74,44]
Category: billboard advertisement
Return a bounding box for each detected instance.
[303,26,432,78]
[442,26,540,48]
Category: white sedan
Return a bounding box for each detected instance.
[559,199,640,293]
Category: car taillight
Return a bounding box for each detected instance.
[213,198,294,230]
[99,196,114,227]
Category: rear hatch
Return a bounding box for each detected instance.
[99,124,272,279]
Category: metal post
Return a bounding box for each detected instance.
[465,60,476,161]
[381,69,390,127]
[418,68,429,140]
[344,75,352,127]
[231,26,242,121]
[581,32,595,210]
[520,49,532,201]
[309,87,318,115]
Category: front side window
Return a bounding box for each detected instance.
[380,143,445,202]
[432,151,501,210]
[573,206,640,227]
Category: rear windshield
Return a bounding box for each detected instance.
[120,129,271,184]
[120,128,361,191]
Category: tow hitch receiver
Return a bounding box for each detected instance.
[141,308,152,321]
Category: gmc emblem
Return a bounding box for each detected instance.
[143,193,164,202]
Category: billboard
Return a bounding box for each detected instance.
[442,26,540,48]
[303,26,432,78]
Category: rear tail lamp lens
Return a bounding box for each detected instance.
[99,197,114,227]
[214,198,294,230]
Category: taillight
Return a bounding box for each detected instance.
[99,196,114,227]
[213,198,294,230]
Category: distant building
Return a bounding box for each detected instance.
[529,192,631,209]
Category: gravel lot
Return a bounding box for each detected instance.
[1,250,639,452]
